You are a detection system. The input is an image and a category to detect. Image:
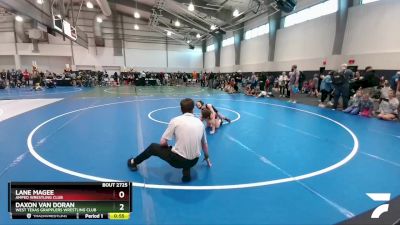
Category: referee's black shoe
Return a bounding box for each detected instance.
[182,169,191,182]
[127,158,138,171]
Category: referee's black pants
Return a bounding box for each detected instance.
[134,143,199,176]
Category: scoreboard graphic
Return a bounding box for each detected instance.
[8,182,132,220]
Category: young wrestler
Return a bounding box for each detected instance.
[196,101,231,124]
[201,109,222,134]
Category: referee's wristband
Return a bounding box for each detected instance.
[204,155,209,160]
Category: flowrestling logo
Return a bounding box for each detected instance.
[366,193,391,219]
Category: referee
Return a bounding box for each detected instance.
[128,98,211,182]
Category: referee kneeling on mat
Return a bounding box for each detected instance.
[128,98,212,182]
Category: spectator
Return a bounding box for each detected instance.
[318,71,334,108]
[354,71,362,81]
[377,89,399,121]
[22,69,30,87]
[0,78,5,89]
[288,65,300,103]
[113,72,119,85]
[305,80,313,94]
[192,71,198,83]
[278,72,286,97]
[267,76,274,96]
[0,69,5,81]
[6,70,11,83]
[379,76,385,88]
[298,70,306,91]
[208,72,215,88]
[31,70,40,87]
[223,82,235,94]
[361,66,379,89]
[312,73,319,97]
[343,90,363,115]
[164,73,170,85]
[358,92,374,117]
[332,64,353,110]
[248,84,261,97]
[244,84,252,95]
[380,80,391,100]
[183,73,188,86]
[397,76,400,97]
[264,76,271,96]
[390,71,400,94]
[200,72,205,87]
[250,72,257,88]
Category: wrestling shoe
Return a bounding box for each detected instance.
[127,158,138,171]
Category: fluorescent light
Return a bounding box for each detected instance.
[37,0,44,4]
[134,12,140,19]
[186,40,191,43]
[196,33,201,39]
[96,16,103,23]
[362,0,380,4]
[175,20,180,27]
[86,1,93,9]
[15,15,23,22]
[188,2,195,11]
[233,9,239,17]
[134,24,139,30]
[167,30,172,36]
[210,24,216,30]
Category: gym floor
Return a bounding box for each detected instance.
[0,86,399,225]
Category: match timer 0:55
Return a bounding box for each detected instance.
[109,212,130,220]
[8,182,132,220]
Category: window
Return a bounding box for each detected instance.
[244,23,269,40]
[222,37,234,47]
[206,44,215,52]
[284,0,338,28]
[362,0,381,4]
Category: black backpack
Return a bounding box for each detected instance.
[332,72,345,85]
